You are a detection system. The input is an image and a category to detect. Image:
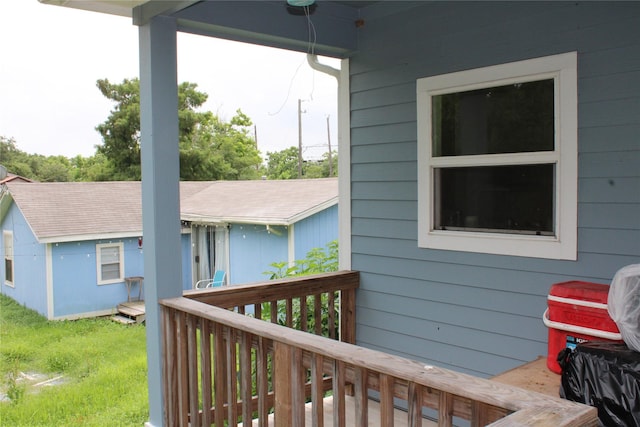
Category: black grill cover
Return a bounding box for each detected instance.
[559,342,640,427]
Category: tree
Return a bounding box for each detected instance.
[265,147,337,179]
[95,78,141,180]
[265,146,300,179]
[38,156,71,182]
[0,136,34,178]
[0,137,70,182]
[179,109,262,181]
[69,153,113,182]
[95,78,262,181]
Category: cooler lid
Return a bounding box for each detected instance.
[549,280,610,303]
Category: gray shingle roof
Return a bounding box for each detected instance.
[180,178,338,225]
[3,179,338,242]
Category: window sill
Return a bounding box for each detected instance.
[419,229,576,261]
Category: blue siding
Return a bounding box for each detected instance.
[1,203,48,317]
[294,205,338,260]
[52,238,144,318]
[229,224,288,284]
[350,2,640,377]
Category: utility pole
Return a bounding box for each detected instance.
[297,99,303,178]
[326,115,333,176]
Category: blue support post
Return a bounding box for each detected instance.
[138,15,181,427]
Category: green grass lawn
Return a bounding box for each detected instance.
[0,295,149,426]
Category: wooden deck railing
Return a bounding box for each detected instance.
[160,271,597,427]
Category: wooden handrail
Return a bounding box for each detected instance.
[183,270,360,308]
[160,295,598,427]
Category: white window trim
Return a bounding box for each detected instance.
[4,230,15,287]
[96,242,125,285]
[417,52,577,260]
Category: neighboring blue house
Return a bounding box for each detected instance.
[0,178,338,319]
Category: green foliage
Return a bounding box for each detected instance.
[179,109,262,181]
[95,78,262,181]
[0,136,112,182]
[263,240,338,280]
[261,241,339,336]
[0,137,72,182]
[264,146,299,179]
[95,78,142,180]
[0,295,148,426]
[264,147,338,180]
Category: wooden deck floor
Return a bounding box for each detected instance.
[490,356,561,398]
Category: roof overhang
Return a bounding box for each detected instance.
[180,195,338,226]
[38,0,149,17]
[38,0,199,23]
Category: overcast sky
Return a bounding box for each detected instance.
[1,1,339,161]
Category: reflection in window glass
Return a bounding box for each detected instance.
[432,80,554,156]
[434,164,555,235]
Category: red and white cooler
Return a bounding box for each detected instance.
[543,281,623,374]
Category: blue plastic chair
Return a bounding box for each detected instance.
[194,270,226,289]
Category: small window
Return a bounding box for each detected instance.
[4,231,14,286]
[96,242,124,285]
[417,52,577,260]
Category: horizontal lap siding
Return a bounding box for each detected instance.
[293,205,339,260]
[1,203,48,317]
[350,1,640,377]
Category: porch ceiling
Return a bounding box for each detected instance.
[39,0,381,57]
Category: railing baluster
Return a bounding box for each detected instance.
[274,341,292,427]
[213,323,225,427]
[408,382,423,427]
[471,401,492,427]
[187,316,200,427]
[300,295,308,332]
[176,310,189,427]
[311,353,324,427]
[314,293,322,336]
[227,328,238,424]
[354,367,368,427]
[380,373,394,427]
[254,302,262,321]
[439,390,453,427]
[162,307,178,427]
[285,298,293,328]
[240,331,253,426]
[340,288,356,345]
[333,360,346,427]
[257,336,269,427]
[200,319,212,427]
[328,291,336,339]
[291,347,305,426]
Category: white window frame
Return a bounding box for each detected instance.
[4,230,14,287]
[417,52,577,260]
[96,242,124,285]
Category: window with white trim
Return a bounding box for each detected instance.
[4,231,14,286]
[96,242,124,284]
[417,52,577,260]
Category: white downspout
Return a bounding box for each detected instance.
[306,54,351,270]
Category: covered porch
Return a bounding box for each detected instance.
[36,2,639,426]
[160,271,597,426]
